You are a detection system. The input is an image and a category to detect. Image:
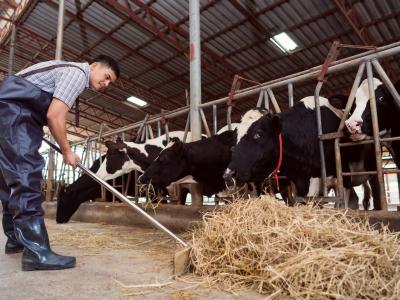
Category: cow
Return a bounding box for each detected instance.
[224,96,377,209]
[345,78,400,167]
[137,109,271,199]
[138,130,237,196]
[56,156,134,223]
[344,78,400,209]
[96,131,195,181]
[56,132,194,223]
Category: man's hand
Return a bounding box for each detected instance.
[62,148,80,168]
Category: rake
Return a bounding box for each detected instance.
[43,137,191,275]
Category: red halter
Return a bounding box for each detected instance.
[272,133,283,191]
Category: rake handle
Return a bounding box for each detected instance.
[43,137,188,247]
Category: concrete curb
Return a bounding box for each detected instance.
[42,201,218,232]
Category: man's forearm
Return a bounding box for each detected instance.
[47,116,70,153]
[46,98,71,153]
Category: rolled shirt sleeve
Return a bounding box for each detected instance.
[53,67,87,109]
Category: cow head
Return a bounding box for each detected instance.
[345,78,390,138]
[237,108,268,144]
[224,114,282,186]
[96,138,131,180]
[138,137,187,187]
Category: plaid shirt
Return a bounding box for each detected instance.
[16,60,90,109]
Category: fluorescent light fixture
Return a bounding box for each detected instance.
[126,96,148,107]
[270,32,298,53]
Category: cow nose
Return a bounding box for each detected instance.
[223,168,236,187]
[137,174,145,184]
[345,119,363,134]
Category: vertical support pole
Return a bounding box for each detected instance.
[147,124,154,139]
[134,170,139,201]
[366,61,387,210]
[46,142,55,202]
[183,113,190,142]
[189,0,202,141]
[257,89,269,110]
[157,120,161,137]
[314,81,328,197]
[213,104,217,135]
[264,89,269,110]
[288,82,294,107]
[55,0,65,60]
[397,174,400,204]
[334,138,345,207]
[266,89,281,113]
[8,25,16,75]
[199,108,211,137]
[337,63,366,131]
[227,106,232,131]
[164,123,170,143]
[372,60,400,109]
[47,0,65,202]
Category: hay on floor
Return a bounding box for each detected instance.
[189,195,400,299]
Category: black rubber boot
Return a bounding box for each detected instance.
[2,213,24,254]
[14,217,76,271]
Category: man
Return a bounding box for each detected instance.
[0,55,120,271]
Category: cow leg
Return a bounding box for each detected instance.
[362,180,372,210]
[347,188,359,210]
[388,128,400,168]
[306,177,321,197]
[369,176,381,210]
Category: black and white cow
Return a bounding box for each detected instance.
[345,78,400,167]
[96,131,194,180]
[137,109,269,198]
[224,96,376,209]
[138,130,238,197]
[56,156,135,223]
[56,132,194,223]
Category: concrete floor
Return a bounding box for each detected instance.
[0,217,263,300]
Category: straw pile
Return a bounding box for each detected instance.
[190,195,400,299]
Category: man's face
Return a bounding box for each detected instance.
[89,62,117,91]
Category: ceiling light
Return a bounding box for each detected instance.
[126,96,148,107]
[270,32,298,53]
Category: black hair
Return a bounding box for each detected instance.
[90,55,120,79]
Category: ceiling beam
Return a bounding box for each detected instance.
[333,0,396,79]
[43,0,183,110]
[104,0,241,83]
[333,0,374,45]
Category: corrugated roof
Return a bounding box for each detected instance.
[0,0,399,142]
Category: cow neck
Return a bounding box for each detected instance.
[272,133,283,191]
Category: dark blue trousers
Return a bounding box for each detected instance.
[0,76,52,222]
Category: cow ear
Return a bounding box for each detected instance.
[171,137,181,143]
[105,140,113,148]
[271,114,282,134]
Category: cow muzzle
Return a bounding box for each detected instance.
[223,168,236,188]
[137,174,149,184]
[345,119,363,135]
[344,119,367,141]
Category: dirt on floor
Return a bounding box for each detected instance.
[0,217,263,300]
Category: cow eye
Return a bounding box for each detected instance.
[254,131,261,140]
